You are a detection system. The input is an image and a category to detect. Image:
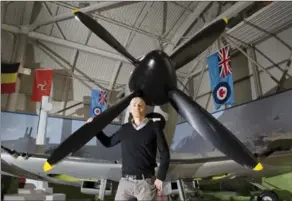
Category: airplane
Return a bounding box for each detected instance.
[2,89,292,201]
[44,9,262,178]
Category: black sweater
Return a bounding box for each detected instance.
[96,120,170,181]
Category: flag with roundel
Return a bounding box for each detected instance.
[90,89,108,117]
[207,46,234,110]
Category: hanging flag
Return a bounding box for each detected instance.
[1,63,20,94]
[90,89,108,117]
[31,69,53,102]
[207,46,234,110]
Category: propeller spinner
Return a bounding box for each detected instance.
[43,10,262,173]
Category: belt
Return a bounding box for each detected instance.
[122,173,153,180]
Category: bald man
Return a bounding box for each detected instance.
[86,97,170,201]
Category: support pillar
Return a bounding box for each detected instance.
[98,179,107,201]
[247,46,262,99]
[6,34,28,111]
[24,96,52,194]
[177,179,186,201]
[35,96,52,153]
[6,2,34,111]
[154,104,178,148]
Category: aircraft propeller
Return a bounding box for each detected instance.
[43,10,262,173]
[73,10,138,65]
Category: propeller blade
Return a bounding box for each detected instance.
[168,88,263,171]
[1,145,20,157]
[43,91,137,172]
[73,10,138,65]
[170,18,228,70]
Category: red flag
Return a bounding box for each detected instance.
[31,69,53,102]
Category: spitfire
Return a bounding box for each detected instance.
[43,10,262,173]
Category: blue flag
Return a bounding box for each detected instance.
[207,46,234,110]
[90,89,108,117]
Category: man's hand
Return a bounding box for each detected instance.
[154,179,163,195]
[86,117,93,124]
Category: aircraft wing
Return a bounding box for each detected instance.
[2,147,292,186]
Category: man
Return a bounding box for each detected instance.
[86,97,170,200]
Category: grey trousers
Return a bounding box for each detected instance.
[115,177,157,201]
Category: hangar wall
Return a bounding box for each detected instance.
[250,25,292,98]
[189,24,292,116]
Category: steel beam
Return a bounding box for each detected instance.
[6,1,34,112]
[162,2,167,36]
[180,48,209,100]
[188,77,194,97]
[224,34,280,84]
[42,2,66,39]
[2,23,23,33]
[243,20,292,52]
[170,1,254,56]
[276,53,292,92]
[53,1,173,45]
[30,32,129,62]
[2,24,130,63]
[225,33,292,79]
[4,1,13,6]
[61,30,92,116]
[107,2,152,106]
[35,41,108,90]
[3,25,192,80]
[170,2,194,13]
[247,46,263,99]
[164,1,211,54]
[29,2,137,30]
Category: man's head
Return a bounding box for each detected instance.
[130,97,146,119]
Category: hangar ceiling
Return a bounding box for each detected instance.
[1,1,292,123]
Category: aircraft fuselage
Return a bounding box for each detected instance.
[128,50,177,106]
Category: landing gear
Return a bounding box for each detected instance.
[257,190,278,201]
[249,181,279,201]
[177,179,187,201]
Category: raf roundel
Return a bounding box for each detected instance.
[93,107,102,116]
[212,82,231,104]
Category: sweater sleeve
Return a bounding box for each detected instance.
[96,124,125,147]
[154,122,170,181]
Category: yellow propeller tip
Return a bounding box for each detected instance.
[43,161,53,172]
[253,162,263,171]
[72,9,79,14]
[222,17,228,24]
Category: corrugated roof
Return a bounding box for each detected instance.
[2,1,26,26]
[175,1,235,75]
[86,18,130,54]
[100,2,145,27]
[1,31,15,62]
[226,1,292,48]
[34,41,76,69]
[116,63,134,85]
[74,51,117,82]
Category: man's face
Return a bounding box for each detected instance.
[130,97,146,118]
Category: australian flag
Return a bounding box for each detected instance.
[90,89,108,117]
[207,46,234,110]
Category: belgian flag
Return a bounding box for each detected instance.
[1,62,20,94]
